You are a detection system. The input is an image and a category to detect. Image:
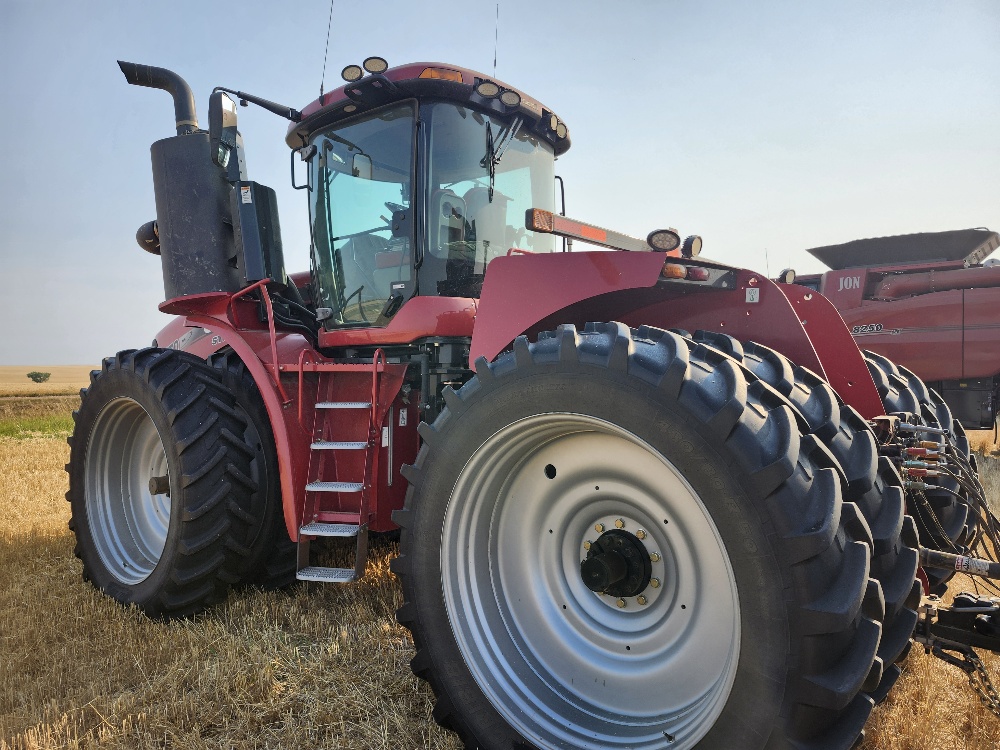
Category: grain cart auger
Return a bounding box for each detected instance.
[65,57,1000,749]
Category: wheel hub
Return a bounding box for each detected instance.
[580,529,652,596]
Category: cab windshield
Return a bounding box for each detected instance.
[309,102,415,327]
[308,99,557,328]
[421,101,556,298]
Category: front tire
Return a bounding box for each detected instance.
[394,323,882,750]
[67,348,261,617]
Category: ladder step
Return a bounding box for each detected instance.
[296,566,358,583]
[316,401,372,409]
[311,441,369,450]
[300,522,360,537]
[306,481,364,493]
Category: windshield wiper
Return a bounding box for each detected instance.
[480,116,523,202]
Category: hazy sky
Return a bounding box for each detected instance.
[1,0,997,364]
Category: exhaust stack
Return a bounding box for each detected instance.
[118,61,199,135]
[119,61,241,301]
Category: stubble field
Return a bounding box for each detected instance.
[2,386,1000,749]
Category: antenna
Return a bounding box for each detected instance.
[319,0,336,97]
[493,3,499,76]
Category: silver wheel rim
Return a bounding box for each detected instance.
[442,414,740,749]
[85,397,171,584]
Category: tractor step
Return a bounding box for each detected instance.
[296,566,358,583]
[306,481,364,493]
[299,359,382,585]
[300,522,360,537]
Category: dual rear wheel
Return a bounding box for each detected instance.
[394,323,915,750]
[67,347,290,618]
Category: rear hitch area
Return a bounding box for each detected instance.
[870,412,1000,716]
[915,593,1000,718]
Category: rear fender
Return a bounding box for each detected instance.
[471,252,883,418]
[154,296,322,541]
[170,315,315,539]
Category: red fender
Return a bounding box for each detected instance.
[472,252,884,419]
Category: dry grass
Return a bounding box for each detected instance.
[0,430,459,750]
[970,429,1000,456]
[3,401,1000,750]
[0,367,96,397]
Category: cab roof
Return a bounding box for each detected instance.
[286,61,571,156]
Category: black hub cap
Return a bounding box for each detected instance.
[580,529,653,597]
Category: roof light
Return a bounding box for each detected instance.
[363,56,388,74]
[647,229,681,252]
[341,65,363,82]
[556,122,567,139]
[682,235,702,257]
[662,264,687,279]
[778,268,796,284]
[549,114,559,130]
[686,267,711,282]
[343,104,357,113]
[419,67,464,82]
[500,89,521,107]
[476,80,500,97]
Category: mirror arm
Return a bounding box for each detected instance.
[214,87,301,122]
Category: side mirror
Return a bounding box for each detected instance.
[208,91,239,170]
[352,153,372,180]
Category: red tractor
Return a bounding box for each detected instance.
[792,229,1000,431]
[67,58,1000,750]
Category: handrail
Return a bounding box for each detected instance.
[370,348,385,430]
[226,278,291,404]
[297,348,324,426]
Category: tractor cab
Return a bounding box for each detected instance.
[287,60,570,330]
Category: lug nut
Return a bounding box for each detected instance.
[650,578,660,589]
[650,552,661,562]
[583,540,592,550]
[616,598,627,609]
[614,518,625,529]
[636,530,646,540]
[637,595,648,605]
[594,523,605,533]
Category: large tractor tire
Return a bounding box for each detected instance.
[693,332,921,700]
[864,350,978,591]
[394,323,885,750]
[67,348,263,617]
[207,349,296,589]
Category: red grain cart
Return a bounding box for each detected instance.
[66,59,1000,750]
[794,229,1000,430]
